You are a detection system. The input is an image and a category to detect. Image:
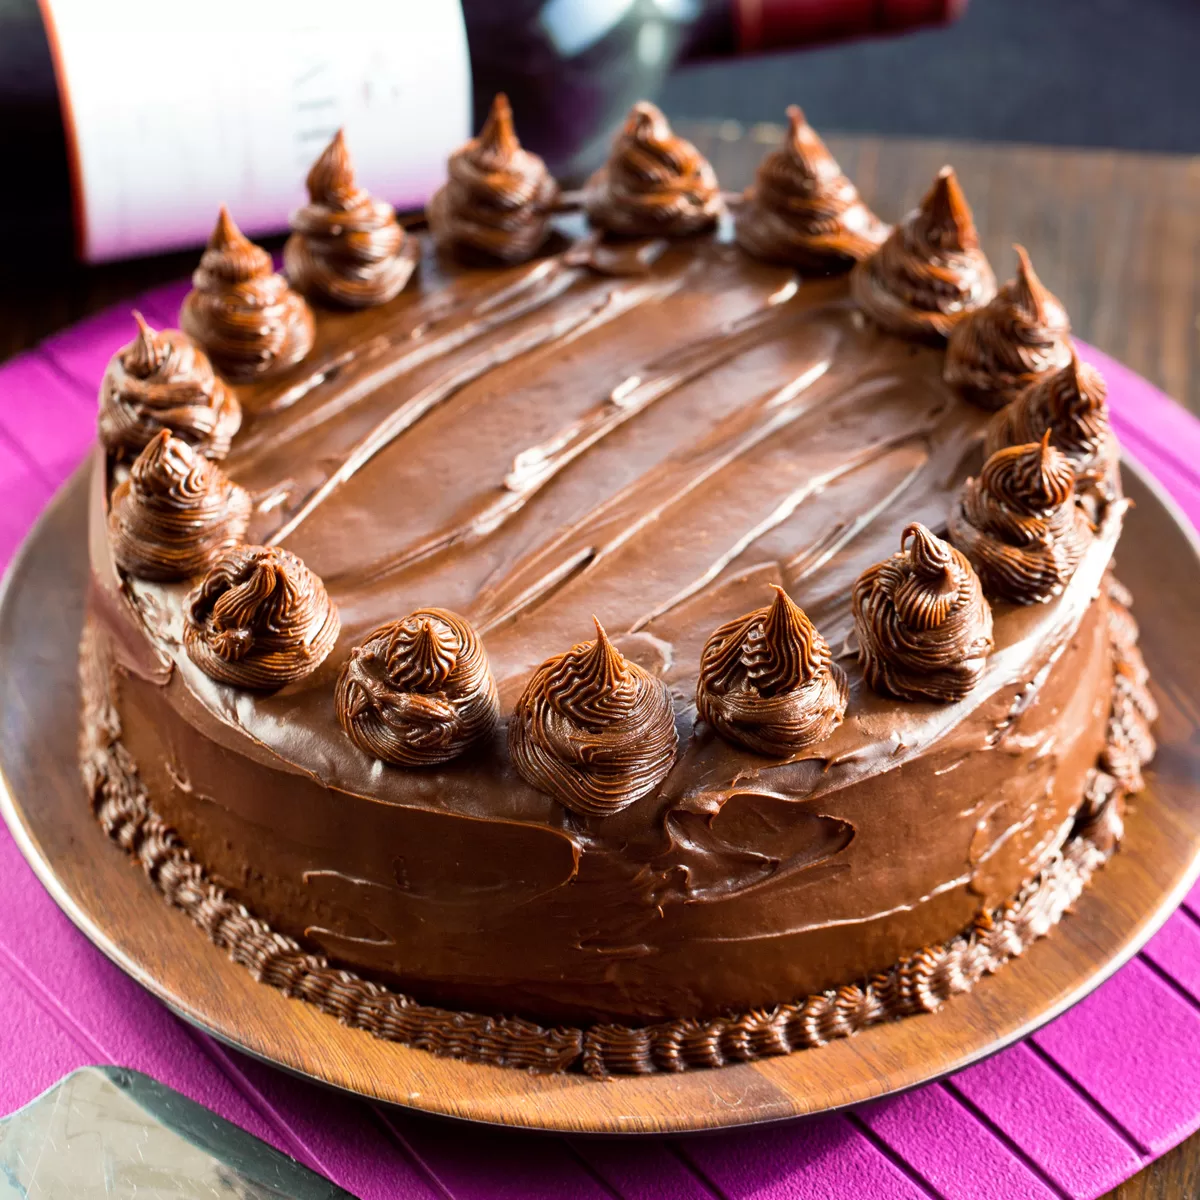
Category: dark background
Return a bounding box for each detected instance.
[663,0,1199,153]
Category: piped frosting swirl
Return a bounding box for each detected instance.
[584,102,722,239]
[108,430,252,582]
[509,618,678,817]
[335,608,499,766]
[98,313,241,460]
[181,207,315,381]
[985,349,1116,488]
[285,130,418,308]
[944,245,1072,410]
[696,586,848,756]
[851,166,996,342]
[735,106,888,273]
[948,434,1093,604]
[428,94,559,265]
[853,522,994,702]
[184,544,340,689]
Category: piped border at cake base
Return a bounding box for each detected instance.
[76,578,1154,1079]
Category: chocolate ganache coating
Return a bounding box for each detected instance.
[944,245,1073,411]
[108,431,252,582]
[509,618,678,817]
[853,522,994,702]
[585,102,722,238]
[428,94,559,266]
[98,312,241,460]
[181,207,315,381]
[696,585,848,756]
[184,545,340,689]
[335,608,499,766]
[735,106,888,274]
[949,434,1093,604]
[285,130,418,308]
[986,349,1117,488]
[851,167,996,342]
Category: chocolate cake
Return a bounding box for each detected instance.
[80,99,1157,1076]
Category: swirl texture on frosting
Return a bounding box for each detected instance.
[944,245,1073,411]
[509,618,677,817]
[98,312,241,460]
[735,107,888,273]
[985,349,1117,488]
[853,522,994,702]
[285,129,418,308]
[948,433,1093,604]
[850,166,996,342]
[184,544,340,689]
[181,207,315,381]
[108,430,252,582]
[335,608,499,766]
[584,102,721,239]
[696,586,848,756]
[428,94,559,266]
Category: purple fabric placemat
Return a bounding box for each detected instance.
[3,289,1200,1200]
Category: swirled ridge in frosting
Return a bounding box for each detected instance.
[181,207,315,381]
[335,608,499,766]
[584,101,722,239]
[108,430,252,582]
[850,166,996,342]
[948,433,1093,604]
[985,348,1117,490]
[696,585,848,756]
[98,312,241,460]
[852,522,994,702]
[184,544,340,689]
[944,244,1072,411]
[427,94,560,266]
[509,617,678,817]
[735,106,888,273]
[285,129,418,308]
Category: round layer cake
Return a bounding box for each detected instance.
[80,100,1155,1075]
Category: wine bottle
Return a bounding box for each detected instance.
[0,0,961,264]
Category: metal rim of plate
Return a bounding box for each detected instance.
[2,455,1199,1135]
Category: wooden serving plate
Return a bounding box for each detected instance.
[2,459,1200,1135]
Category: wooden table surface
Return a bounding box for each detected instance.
[3,121,1198,1197]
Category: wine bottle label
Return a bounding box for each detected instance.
[40,0,472,262]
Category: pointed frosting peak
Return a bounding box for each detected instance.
[287,129,416,307]
[851,165,995,341]
[336,609,498,766]
[736,105,887,272]
[126,310,166,376]
[428,92,559,265]
[697,587,847,756]
[509,620,678,817]
[203,206,271,282]
[585,101,721,238]
[853,524,993,701]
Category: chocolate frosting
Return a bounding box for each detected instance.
[184,545,340,689]
[509,619,677,817]
[181,207,315,381]
[695,585,848,756]
[944,245,1072,411]
[584,102,722,238]
[335,608,499,766]
[108,431,252,582]
[986,349,1117,487]
[98,313,241,460]
[735,106,888,273]
[851,167,996,342]
[285,130,417,308]
[949,434,1093,604]
[427,94,559,266]
[853,522,994,702]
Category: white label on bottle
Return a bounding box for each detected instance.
[42,0,472,262]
